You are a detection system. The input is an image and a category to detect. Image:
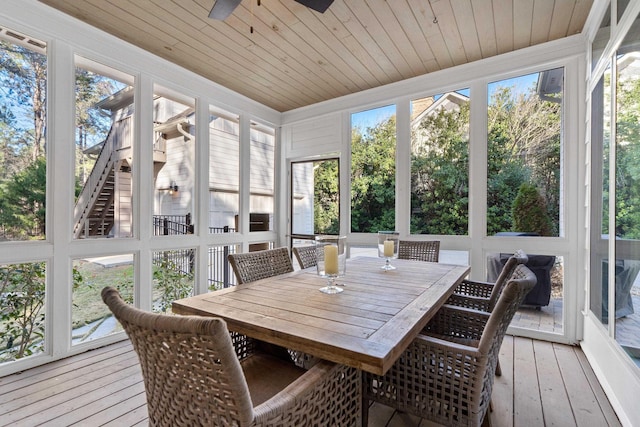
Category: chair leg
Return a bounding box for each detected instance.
[481,407,492,427]
[255,341,291,361]
[362,397,369,426]
[495,359,502,376]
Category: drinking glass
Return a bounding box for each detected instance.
[315,235,347,294]
[378,231,399,271]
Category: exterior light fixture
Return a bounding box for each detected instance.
[159,181,179,194]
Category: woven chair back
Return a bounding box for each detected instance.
[397,240,440,262]
[228,247,294,284]
[480,264,537,358]
[101,287,255,426]
[292,245,317,269]
[467,265,537,425]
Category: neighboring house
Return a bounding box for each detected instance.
[74,87,139,239]
[74,92,276,238]
[410,91,469,153]
[291,162,314,236]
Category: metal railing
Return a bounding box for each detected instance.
[151,246,238,289]
[152,214,238,288]
[208,245,237,290]
[209,226,236,234]
[153,214,194,235]
[152,248,195,277]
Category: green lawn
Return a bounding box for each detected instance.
[72,260,134,328]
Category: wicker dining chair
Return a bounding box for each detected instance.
[292,245,317,269]
[228,247,294,284]
[363,265,537,427]
[446,250,529,312]
[228,246,316,368]
[437,250,528,377]
[102,287,361,427]
[397,240,440,262]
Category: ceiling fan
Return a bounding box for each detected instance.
[209,0,334,20]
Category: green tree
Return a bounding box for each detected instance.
[487,150,530,235]
[0,107,23,181]
[153,253,194,313]
[0,40,121,240]
[1,262,84,362]
[350,116,396,232]
[0,40,46,163]
[487,84,561,235]
[614,75,640,239]
[410,100,469,235]
[0,262,46,361]
[0,156,46,239]
[325,85,560,239]
[313,160,339,234]
[512,183,553,236]
[0,39,47,240]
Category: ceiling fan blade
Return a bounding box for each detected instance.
[294,0,334,13]
[208,0,242,20]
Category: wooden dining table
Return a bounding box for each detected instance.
[172,256,470,375]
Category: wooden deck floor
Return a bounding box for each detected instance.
[0,336,621,427]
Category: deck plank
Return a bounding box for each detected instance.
[39,383,146,426]
[0,350,138,400]
[575,348,622,427]
[0,351,139,414]
[513,336,545,425]
[554,343,610,427]
[367,402,396,426]
[0,337,621,427]
[0,340,132,391]
[533,339,576,427]
[1,364,142,425]
[491,335,515,427]
[73,390,148,426]
[102,403,150,427]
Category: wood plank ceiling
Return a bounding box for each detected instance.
[38,0,593,112]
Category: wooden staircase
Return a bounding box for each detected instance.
[73,115,154,239]
[73,149,119,239]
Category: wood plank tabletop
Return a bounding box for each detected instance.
[172,256,470,375]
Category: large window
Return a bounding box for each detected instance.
[152,249,195,313]
[152,86,195,237]
[613,22,640,362]
[208,244,238,290]
[71,59,136,346]
[591,66,612,326]
[0,261,47,363]
[208,107,239,234]
[249,122,276,234]
[0,29,48,365]
[291,158,340,236]
[486,70,566,335]
[351,105,396,233]
[0,31,46,241]
[591,10,640,370]
[207,108,240,288]
[410,91,469,235]
[74,57,133,239]
[71,255,132,345]
[487,69,563,237]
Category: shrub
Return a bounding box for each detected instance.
[512,183,553,236]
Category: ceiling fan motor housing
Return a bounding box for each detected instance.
[209,0,335,20]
